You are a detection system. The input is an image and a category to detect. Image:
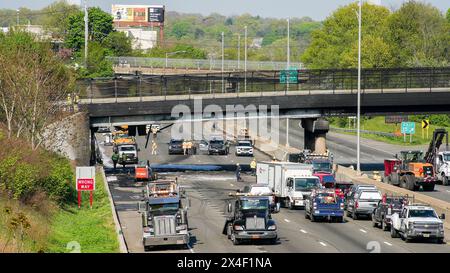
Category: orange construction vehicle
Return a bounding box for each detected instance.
[383,151,436,191]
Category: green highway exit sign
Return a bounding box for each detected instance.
[280,68,298,84]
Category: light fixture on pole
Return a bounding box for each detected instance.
[244,26,247,92]
[221,31,224,93]
[84,0,88,69]
[356,0,362,174]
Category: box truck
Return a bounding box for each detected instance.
[256,161,322,209]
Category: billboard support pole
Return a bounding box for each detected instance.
[78,191,81,208]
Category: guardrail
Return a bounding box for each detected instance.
[77,67,450,100]
[107,56,304,71]
[330,127,396,137]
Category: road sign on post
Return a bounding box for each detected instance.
[401,122,415,143]
[422,119,430,139]
[76,167,96,209]
[280,68,298,84]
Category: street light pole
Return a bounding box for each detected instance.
[237,34,241,71]
[84,0,88,69]
[244,26,248,92]
[286,18,290,92]
[356,0,362,174]
[221,31,224,93]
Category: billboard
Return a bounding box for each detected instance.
[112,4,164,23]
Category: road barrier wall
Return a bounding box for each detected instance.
[336,165,450,232]
[101,167,128,253]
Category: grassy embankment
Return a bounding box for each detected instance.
[0,130,119,253]
[330,116,450,146]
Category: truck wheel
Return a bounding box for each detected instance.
[372,215,378,228]
[144,246,152,251]
[310,214,315,222]
[227,225,232,239]
[390,226,399,238]
[437,238,444,244]
[288,199,294,210]
[270,237,277,245]
[305,211,310,219]
[405,175,415,191]
[423,184,435,191]
[443,176,449,186]
[231,234,240,245]
[352,211,358,220]
[337,216,344,223]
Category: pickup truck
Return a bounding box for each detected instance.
[305,189,344,222]
[371,195,410,231]
[390,204,445,243]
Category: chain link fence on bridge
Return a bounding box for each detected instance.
[107,56,304,71]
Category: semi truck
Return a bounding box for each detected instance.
[138,179,190,251]
[424,129,450,186]
[256,161,322,209]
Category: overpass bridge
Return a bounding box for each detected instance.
[79,67,450,158]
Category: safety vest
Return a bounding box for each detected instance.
[250,160,256,169]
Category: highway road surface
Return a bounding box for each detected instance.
[97,130,450,253]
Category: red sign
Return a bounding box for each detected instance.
[77,178,95,191]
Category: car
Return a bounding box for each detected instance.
[208,139,229,155]
[346,188,382,220]
[372,194,411,231]
[97,126,111,133]
[168,139,184,155]
[235,140,253,156]
[344,184,377,209]
[242,184,280,213]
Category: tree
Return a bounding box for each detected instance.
[39,0,80,39]
[170,21,193,39]
[386,1,450,66]
[0,30,75,149]
[76,41,114,78]
[102,31,133,56]
[65,7,114,51]
[301,2,391,69]
[340,35,395,68]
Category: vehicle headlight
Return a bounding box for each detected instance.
[267,225,277,231]
[234,225,244,231]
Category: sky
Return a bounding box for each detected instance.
[1,0,449,20]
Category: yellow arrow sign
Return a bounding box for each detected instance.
[422,119,429,129]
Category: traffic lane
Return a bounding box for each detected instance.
[134,128,270,165]
[348,215,450,253]
[182,172,336,253]
[418,184,450,204]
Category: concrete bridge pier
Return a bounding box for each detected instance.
[301,118,329,154]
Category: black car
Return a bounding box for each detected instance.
[168,139,184,155]
[208,139,229,155]
[372,195,409,231]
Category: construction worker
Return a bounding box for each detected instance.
[182,141,188,155]
[121,153,126,168]
[187,140,193,155]
[235,163,242,182]
[66,93,72,112]
[151,140,158,155]
[250,158,257,175]
[74,93,80,112]
[111,151,119,170]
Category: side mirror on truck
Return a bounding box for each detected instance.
[440,213,445,220]
[227,203,232,213]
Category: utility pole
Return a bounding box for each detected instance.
[237,34,241,71]
[286,18,290,92]
[356,0,362,174]
[221,31,224,93]
[244,26,248,92]
[84,0,89,69]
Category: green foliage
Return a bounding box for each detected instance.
[301,2,391,68]
[76,41,114,78]
[386,1,450,66]
[66,7,114,51]
[340,35,395,68]
[146,44,207,59]
[39,0,80,39]
[102,31,133,56]
[170,20,193,39]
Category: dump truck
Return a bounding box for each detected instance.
[382,151,436,191]
[138,178,190,251]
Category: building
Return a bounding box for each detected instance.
[116,27,158,50]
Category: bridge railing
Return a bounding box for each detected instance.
[78,67,450,101]
[107,56,304,71]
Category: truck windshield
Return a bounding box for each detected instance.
[210,140,224,145]
[241,199,269,210]
[313,162,331,172]
[149,203,179,212]
[443,154,450,161]
[119,146,136,151]
[409,209,437,218]
[294,178,321,191]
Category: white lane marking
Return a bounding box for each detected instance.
[284,219,291,223]
[384,241,393,246]
[359,229,367,233]
[230,183,234,187]
[300,229,307,234]
[319,241,327,247]
[446,190,450,193]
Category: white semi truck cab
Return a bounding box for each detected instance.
[436,151,450,186]
[256,161,322,209]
